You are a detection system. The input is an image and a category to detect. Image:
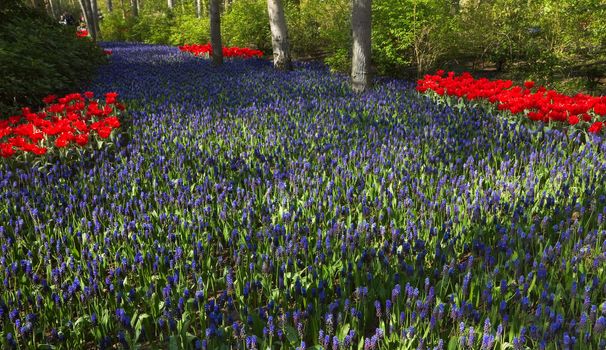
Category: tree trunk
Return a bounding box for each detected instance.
[106,0,112,12]
[78,0,96,40]
[351,0,372,93]
[210,0,223,65]
[47,0,56,18]
[167,0,173,10]
[267,0,292,71]
[90,0,100,38]
[196,0,201,18]
[131,0,138,16]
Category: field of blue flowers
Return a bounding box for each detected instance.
[1,43,606,349]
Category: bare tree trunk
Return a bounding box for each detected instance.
[167,0,173,10]
[351,0,372,93]
[120,0,126,18]
[78,0,97,40]
[131,0,138,16]
[196,0,201,18]
[47,0,57,17]
[106,0,112,12]
[90,0,100,38]
[210,0,223,65]
[267,0,292,70]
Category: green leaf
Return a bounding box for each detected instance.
[358,337,365,350]
[168,336,179,350]
[448,335,459,350]
[338,323,351,339]
[284,325,299,346]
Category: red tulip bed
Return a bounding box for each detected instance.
[179,43,264,59]
[416,70,606,134]
[0,92,124,158]
[76,29,88,38]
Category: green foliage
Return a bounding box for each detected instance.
[450,0,606,92]
[133,12,175,44]
[101,11,139,41]
[101,6,209,46]
[0,0,106,117]
[372,0,455,77]
[324,47,351,73]
[222,0,271,53]
[169,13,209,45]
[95,0,604,92]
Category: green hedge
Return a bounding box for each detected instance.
[0,0,107,117]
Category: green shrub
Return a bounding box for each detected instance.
[291,0,350,70]
[372,0,454,77]
[169,13,209,45]
[101,12,139,42]
[0,0,107,117]
[134,12,175,44]
[286,1,323,57]
[324,47,351,73]
[222,0,271,53]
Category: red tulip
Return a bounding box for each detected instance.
[588,121,603,133]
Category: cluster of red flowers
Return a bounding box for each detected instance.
[76,29,89,38]
[417,71,606,134]
[179,44,263,59]
[0,92,124,158]
[104,50,113,55]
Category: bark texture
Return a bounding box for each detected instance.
[47,0,56,17]
[78,0,96,40]
[210,0,223,66]
[267,0,292,71]
[351,0,372,93]
[90,0,100,37]
[131,0,138,16]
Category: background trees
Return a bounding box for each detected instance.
[7,0,606,94]
[78,0,97,40]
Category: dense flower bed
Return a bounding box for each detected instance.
[179,43,263,58]
[417,71,606,134]
[0,92,123,158]
[0,44,605,350]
